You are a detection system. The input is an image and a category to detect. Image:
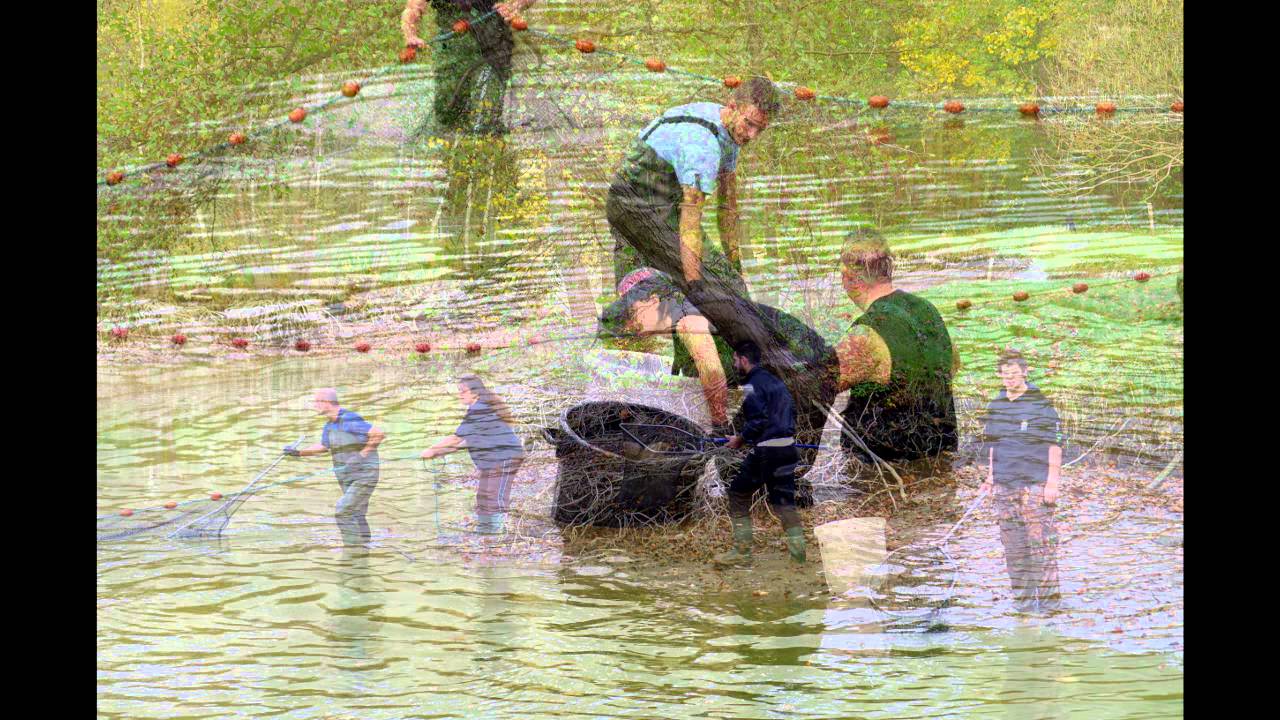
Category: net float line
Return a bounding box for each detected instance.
[944,268,1178,316]
[99,13,1182,187]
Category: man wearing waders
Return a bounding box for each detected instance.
[715,341,807,566]
[979,349,1063,613]
[286,389,387,547]
[606,77,797,406]
[834,229,959,471]
[600,267,838,461]
[401,1,538,135]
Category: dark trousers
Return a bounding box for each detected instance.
[727,445,802,530]
[335,465,379,547]
[994,484,1061,609]
[475,456,522,516]
[430,6,513,135]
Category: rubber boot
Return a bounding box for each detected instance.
[714,516,753,567]
[784,526,807,564]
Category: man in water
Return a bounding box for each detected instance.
[606,77,791,373]
[599,267,837,497]
[834,229,959,469]
[401,1,538,135]
[716,340,807,566]
[979,349,1063,613]
[285,389,387,547]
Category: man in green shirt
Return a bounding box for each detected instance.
[833,229,960,469]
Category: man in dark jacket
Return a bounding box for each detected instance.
[715,341,807,566]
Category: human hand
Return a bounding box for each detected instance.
[420,448,435,460]
[979,481,992,497]
[405,35,427,49]
[726,435,744,450]
[283,445,301,457]
[359,448,371,459]
[1042,483,1059,506]
[495,1,524,21]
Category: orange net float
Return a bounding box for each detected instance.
[511,17,528,31]
[1095,101,1117,115]
[794,86,816,100]
[166,153,184,168]
[529,335,545,345]
[868,95,890,109]
[399,46,418,63]
[1013,290,1030,302]
[575,39,596,53]
[1134,272,1151,282]
[1072,283,1089,294]
[164,502,178,509]
[452,19,470,34]
[956,299,972,310]
[341,81,361,98]
[1018,102,1040,116]
[231,337,249,349]
[723,75,741,88]
[1171,100,1183,113]
[210,492,223,501]
[120,509,134,517]
[415,342,431,354]
[294,339,311,352]
[869,126,893,145]
[106,170,124,185]
[110,326,129,340]
[288,107,307,123]
[644,57,666,72]
[228,132,247,145]
[171,334,187,346]
[466,342,482,354]
[944,100,965,114]
[354,342,371,353]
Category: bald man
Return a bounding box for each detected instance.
[286,389,387,546]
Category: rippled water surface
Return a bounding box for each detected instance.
[98,17,1182,717]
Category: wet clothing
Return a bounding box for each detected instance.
[454,400,524,526]
[995,484,1061,611]
[842,289,958,464]
[421,1,513,135]
[736,366,795,444]
[607,106,749,295]
[727,365,802,528]
[633,103,740,194]
[321,409,380,546]
[455,400,524,470]
[728,444,802,530]
[980,384,1061,488]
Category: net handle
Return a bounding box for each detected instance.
[166,435,305,539]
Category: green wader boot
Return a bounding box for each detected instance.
[784,526,807,563]
[714,516,753,567]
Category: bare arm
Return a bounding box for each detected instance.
[980,445,994,494]
[359,425,386,458]
[401,0,429,47]
[716,171,743,273]
[676,315,729,426]
[679,185,708,282]
[835,327,891,392]
[422,434,466,459]
[496,0,537,21]
[1044,445,1062,504]
[294,442,328,458]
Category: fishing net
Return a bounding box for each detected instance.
[546,401,726,528]
[97,440,302,544]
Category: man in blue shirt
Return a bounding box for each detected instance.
[979,349,1063,612]
[286,388,387,547]
[715,341,808,567]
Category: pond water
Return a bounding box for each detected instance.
[97,16,1183,718]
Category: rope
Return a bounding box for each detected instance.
[98,12,1183,186]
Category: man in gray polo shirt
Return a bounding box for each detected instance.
[979,349,1063,613]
